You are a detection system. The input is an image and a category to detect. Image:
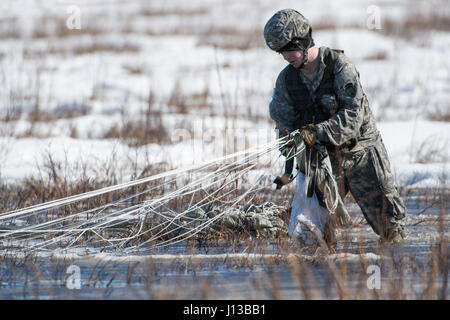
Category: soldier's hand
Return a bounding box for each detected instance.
[283,129,297,147]
[273,174,293,190]
[300,124,317,148]
[279,129,296,157]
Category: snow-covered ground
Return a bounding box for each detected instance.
[0,0,449,190]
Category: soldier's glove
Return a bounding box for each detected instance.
[284,129,297,147]
[273,174,293,190]
[279,129,296,157]
[300,124,318,148]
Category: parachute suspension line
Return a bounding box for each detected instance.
[128,169,269,252]
[1,135,292,253]
[0,137,285,221]
[123,141,283,250]
[123,162,259,249]
[300,145,340,216]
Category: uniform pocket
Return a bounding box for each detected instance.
[347,146,406,230]
[368,145,395,193]
[369,145,406,220]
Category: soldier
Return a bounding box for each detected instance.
[264,9,407,243]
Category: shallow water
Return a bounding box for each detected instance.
[0,194,448,300]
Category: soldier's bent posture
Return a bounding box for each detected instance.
[264,9,407,243]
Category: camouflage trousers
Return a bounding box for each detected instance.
[329,139,407,239]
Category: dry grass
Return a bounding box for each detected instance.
[102,91,169,147]
[363,51,389,61]
[312,18,341,31]
[2,9,259,53]
[167,80,212,114]
[0,17,22,39]
[103,116,168,147]
[0,146,170,215]
[0,169,448,299]
[0,106,22,122]
[0,229,447,299]
[381,2,450,41]
[0,6,207,40]
[196,27,265,50]
[139,7,208,17]
[426,106,450,122]
[409,135,448,164]
[122,64,145,75]
[31,16,104,39]
[0,0,448,301]
[0,151,109,212]
[28,102,91,123]
[383,13,450,39]
[23,41,140,59]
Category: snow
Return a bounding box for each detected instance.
[0,246,383,264]
[0,0,449,191]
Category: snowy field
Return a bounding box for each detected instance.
[0,0,448,190]
[0,0,449,300]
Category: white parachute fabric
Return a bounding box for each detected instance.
[288,172,331,245]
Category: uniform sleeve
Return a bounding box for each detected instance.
[269,67,300,133]
[314,54,365,146]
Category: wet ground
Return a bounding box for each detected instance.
[0,192,448,300]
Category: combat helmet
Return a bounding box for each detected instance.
[264,9,314,68]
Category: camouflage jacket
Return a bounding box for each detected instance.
[269,47,380,153]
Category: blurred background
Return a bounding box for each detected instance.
[0,0,448,301]
[0,0,448,192]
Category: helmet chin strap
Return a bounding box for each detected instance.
[297,48,309,69]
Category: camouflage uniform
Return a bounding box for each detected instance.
[265,10,407,241]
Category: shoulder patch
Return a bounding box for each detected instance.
[344,82,356,97]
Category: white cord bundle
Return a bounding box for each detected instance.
[0,136,294,254]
